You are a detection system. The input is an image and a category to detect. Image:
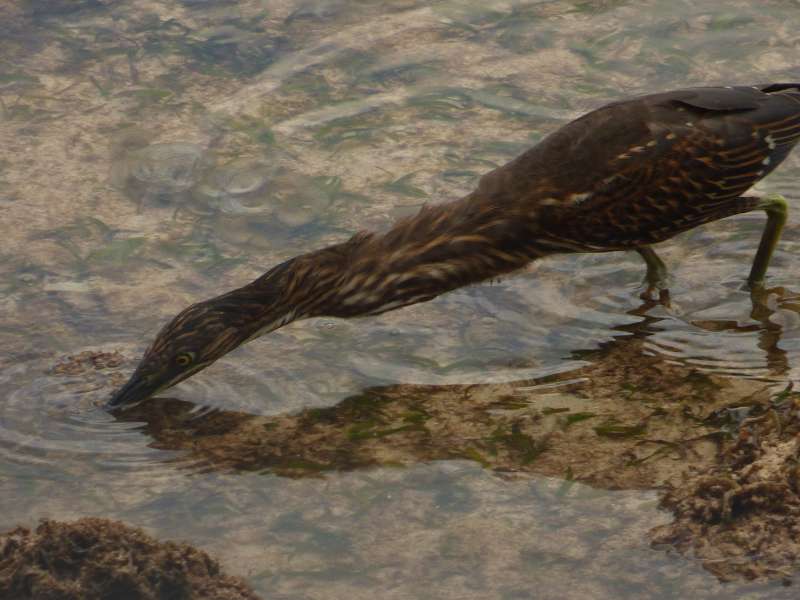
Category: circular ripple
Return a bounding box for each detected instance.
[0,358,188,481]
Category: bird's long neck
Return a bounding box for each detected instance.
[239,193,546,335]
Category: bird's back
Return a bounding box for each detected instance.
[476,83,800,251]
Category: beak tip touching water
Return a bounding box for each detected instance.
[105,375,151,409]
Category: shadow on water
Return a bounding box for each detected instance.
[110,287,797,485]
[99,286,800,584]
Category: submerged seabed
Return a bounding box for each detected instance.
[2,0,800,598]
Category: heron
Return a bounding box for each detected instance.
[108,83,800,408]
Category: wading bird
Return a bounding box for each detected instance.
[108,83,800,408]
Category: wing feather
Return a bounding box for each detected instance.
[525,86,800,248]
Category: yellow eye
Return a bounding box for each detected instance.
[176,352,194,367]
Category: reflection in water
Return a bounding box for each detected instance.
[110,291,795,486]
[1,284,794,491]
[634,281,799,381]
[691,285,793,377]
[4,0,800,594]
[630,285,793,379]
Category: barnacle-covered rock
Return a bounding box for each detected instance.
[0,518,260,600]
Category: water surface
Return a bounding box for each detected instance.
[1,0,800,597]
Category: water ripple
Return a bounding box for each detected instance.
[0,358,182,481]
[2,225,798,478]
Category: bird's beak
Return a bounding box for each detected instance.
[106,370,155,409]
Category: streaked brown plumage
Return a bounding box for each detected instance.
[108,83,800,407]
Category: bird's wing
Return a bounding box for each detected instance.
[497,85,800,248]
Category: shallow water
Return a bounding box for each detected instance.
[2,0,800,597]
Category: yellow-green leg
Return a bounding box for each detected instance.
[636,246,669,301]
[747,193,788,288]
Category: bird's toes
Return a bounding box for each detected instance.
[639,285,671,307]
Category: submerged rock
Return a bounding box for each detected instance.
[0,517,260,600]
[650,391,800,583]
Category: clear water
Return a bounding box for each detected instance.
[1,0,800,597]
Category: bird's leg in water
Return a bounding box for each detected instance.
[636,246,670,303]
[748,283,790,377]
[747,193,788,288]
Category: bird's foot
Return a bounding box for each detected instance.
[638,268,671,306]
[742,278,766,294]
[639,283,671,307]
[635,246,671,306]
[747,282,788,319]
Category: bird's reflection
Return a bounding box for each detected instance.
[687,285,796,377]
[111,287,799,484]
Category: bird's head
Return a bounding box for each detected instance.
[107,290,286,408]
